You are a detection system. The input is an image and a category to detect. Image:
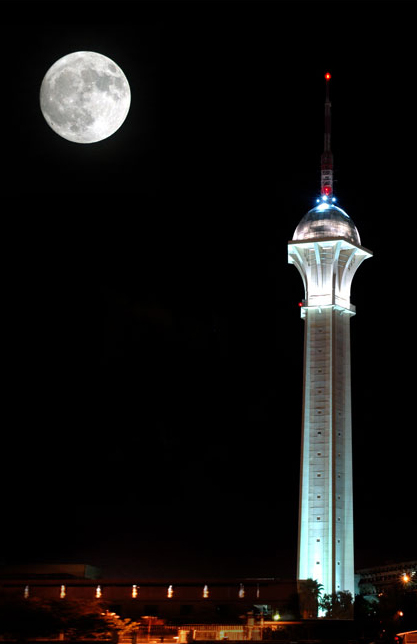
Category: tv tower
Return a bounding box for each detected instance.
[288,74,372,605]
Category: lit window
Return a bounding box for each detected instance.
[203,585,209,598]
[167,585,173,598]
[96,585,102,599]
[60,585,66,599]
[132,585,138,599]
[239,584,245,598]
[24,585,30,599]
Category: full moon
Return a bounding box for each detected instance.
[40,51,131,143]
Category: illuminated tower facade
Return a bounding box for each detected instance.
[288,74,372,602]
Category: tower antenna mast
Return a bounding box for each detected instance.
[321,72,333,197]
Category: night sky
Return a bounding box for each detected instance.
[2,0,416,581]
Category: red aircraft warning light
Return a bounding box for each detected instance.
[325,72,331,81]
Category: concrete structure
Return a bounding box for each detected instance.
[288,75,372,601]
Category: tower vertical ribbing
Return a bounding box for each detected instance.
[288,74,372,606]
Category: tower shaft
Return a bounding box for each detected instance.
[299,305,354,596]
[288,237,372,607]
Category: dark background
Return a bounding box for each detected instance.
[2,0,415,580]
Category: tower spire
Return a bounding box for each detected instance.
[321,72,333,197]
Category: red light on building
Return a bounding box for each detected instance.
[325,72,331,81]
[323,185,332,196]
[298,302,303,307]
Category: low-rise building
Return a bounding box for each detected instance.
[0,565,299,623]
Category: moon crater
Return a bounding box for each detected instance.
[40,51,131,143]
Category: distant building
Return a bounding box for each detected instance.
[355,560,417,602]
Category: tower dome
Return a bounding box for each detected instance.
[293,202,361,245]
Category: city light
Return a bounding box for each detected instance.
[96,585,102,599]
[60,584,66,599]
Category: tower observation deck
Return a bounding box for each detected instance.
[288,74,372,608]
